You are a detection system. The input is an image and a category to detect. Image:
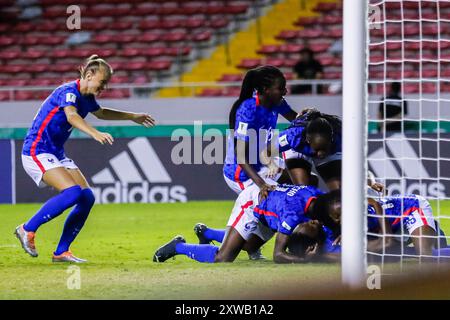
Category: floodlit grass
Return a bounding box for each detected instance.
[1,200,448,299]
[0,201,341,300]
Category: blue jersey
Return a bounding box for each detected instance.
[22,80,100,159]
[223,96,292,183]
[367,195,421,233]
[276,124,342,157]
[322,225,341,254]
[253,184,324,235]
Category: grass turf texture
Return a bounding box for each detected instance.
[0,200,449,299]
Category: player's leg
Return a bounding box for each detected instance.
[214,227,247,262]
[22,166,81,233]
[410,225,436,257]
[54,165,95,259]
[194,223,226,244]
[316,160,341,191]
[283,149,315,186]
[16,156,82,257]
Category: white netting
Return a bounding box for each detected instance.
[366,0,450,267]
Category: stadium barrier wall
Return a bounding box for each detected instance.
[3,133,449,204]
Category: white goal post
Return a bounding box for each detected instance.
[342,0,368,288]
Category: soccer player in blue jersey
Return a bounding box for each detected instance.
[366,195,449,258]
[223,66,298,197]
[266,108,343,191]
[15,55,155,263]
[153,184,341,264]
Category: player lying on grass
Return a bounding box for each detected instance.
[15,55,155,263]
[366,195,450,258]
[153,184,341,264]
[192,219,341,263]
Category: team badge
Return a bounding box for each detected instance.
[66,93,77,103]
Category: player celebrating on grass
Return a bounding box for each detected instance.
[153,184,341,264]
[224,65,298,197]
[15,55,155,263]
[366,195,444,258]
[271,108,342,190]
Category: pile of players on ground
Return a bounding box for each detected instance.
[154,66,450,264]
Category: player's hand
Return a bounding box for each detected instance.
[371,182,385,193]
[266,161,282,179]
[93,131,114,145]
[332,235,341,246]
[296,107,319,118]
[258,183,276,200]
[305,243,320,260]
[132,113,156,127]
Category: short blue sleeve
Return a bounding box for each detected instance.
[58,87,80,109]
[274,99,293,116]
[234,100,257,142]
[278,211,303,235]
[276,127,304,152]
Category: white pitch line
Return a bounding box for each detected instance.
[0,244,19,248]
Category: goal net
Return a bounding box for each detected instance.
[366,0,450,270]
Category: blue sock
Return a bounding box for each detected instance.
[24,185,82,232]
[54,188,95,255]
[175,243,219,263]
[433,247,450,257]
[204,228,226,243]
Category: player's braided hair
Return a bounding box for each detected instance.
[229,65,286,129]
[310,189,341,231]
[79,54,113,80]
[291,109,342,141]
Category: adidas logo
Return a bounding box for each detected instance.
[90,137,187,204]
[368,133,445,198]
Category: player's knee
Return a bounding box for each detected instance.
[62,185,83,205]
[81,188,96,207]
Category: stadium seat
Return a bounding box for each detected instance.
[237,58,262,70]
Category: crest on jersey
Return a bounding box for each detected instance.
[279,134,288,147]
[66,93,77,103]
[281,221,291,231]
[237,122,248,135]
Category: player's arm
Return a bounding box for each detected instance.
[367,197,396,253]
[273,233,310,263]
[92,107,155,127]
[236,140,274,198]
[64,106,113,145]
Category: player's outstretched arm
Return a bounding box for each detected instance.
[65,106,114,145]
[367,197,395,253]
[273,233,310,264]
[93,107,155,127]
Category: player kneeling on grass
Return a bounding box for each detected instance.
[15,55,155,263]
[153,184,341,264]
[367,195,450,258]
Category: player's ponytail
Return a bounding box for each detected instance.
[229,65,285,129]
[79,54,113,80]
[229,68,258,129]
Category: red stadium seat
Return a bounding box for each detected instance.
[0,91,11,101]
[218,74,243,82]
[136,33,161,43]
[141,47,165,57]
[0,50,21,60]
[294,17,318,27]
[275,30,299,41]
[236,58,261,69]
[197,88,225,97]
[257,44,279,55]
[145,60,172,71]
[98,89,130,99]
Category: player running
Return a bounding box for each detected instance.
[153,184,341,264]
[15,55,155,263]
[224,65,298,197]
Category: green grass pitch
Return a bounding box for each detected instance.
[0,200,449,299]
